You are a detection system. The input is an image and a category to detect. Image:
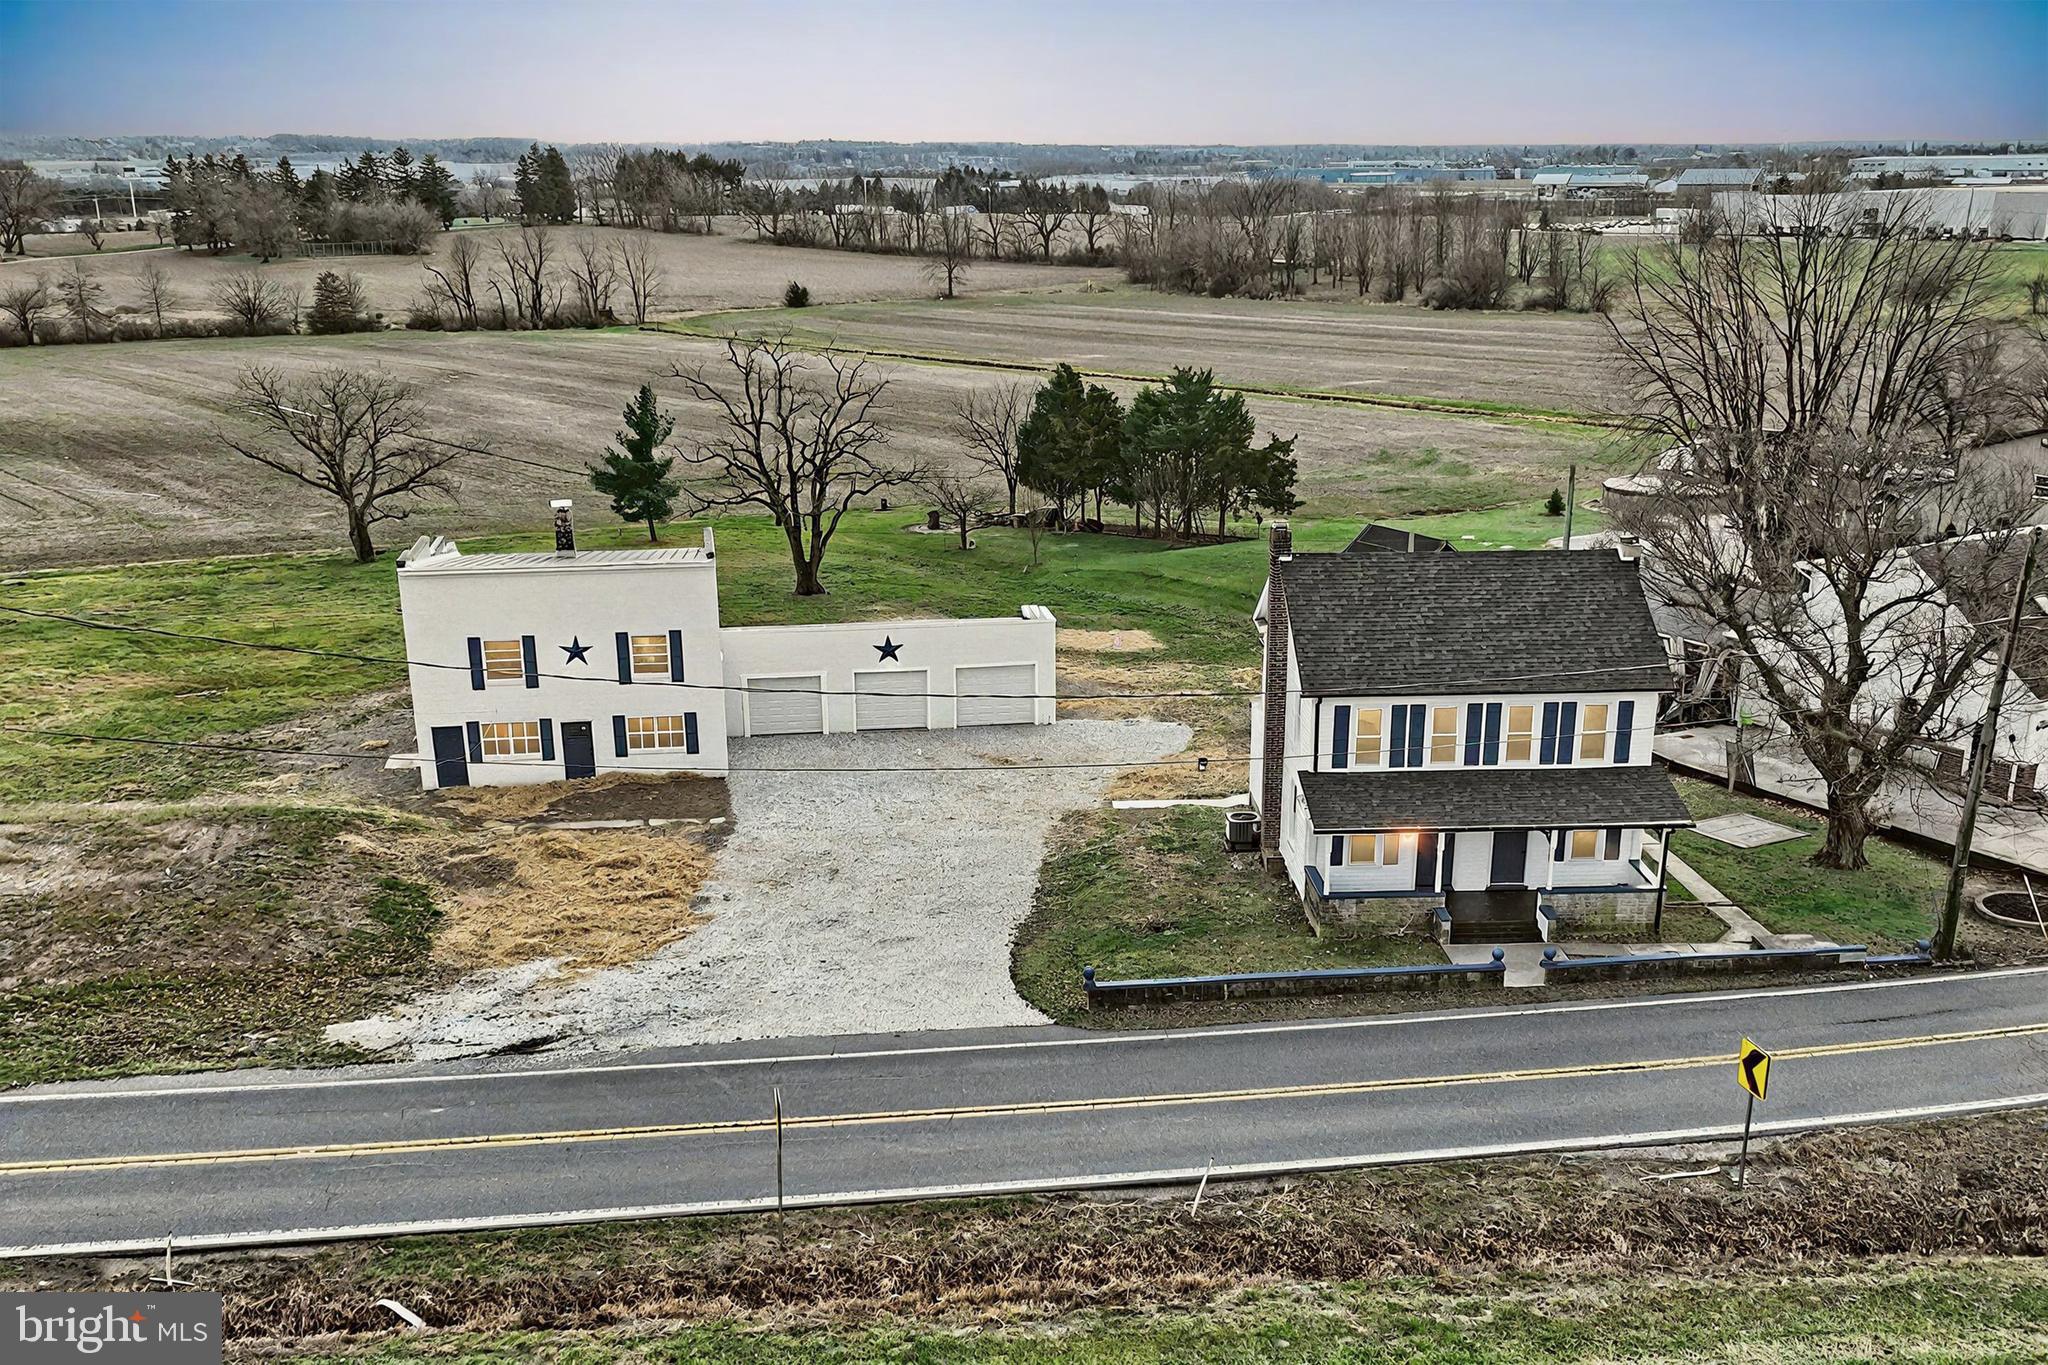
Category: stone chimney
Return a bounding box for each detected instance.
[1259,521,1292,869]
[551,499,575,557]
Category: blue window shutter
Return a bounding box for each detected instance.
[685,713,699,755]
[1407,705,1426,767]
[467,637,485,691]
[1540,702,1559,765]
[1614,699,1635,763]
[1413,831,1437,892]
[464,721,482,763]
[1330,705,1350,769]
[1554,828,1568,861]
[1483,703,1502,765]
[1388,705,1406,769]
[540,719,555,760]
[1604,827,1621,859]
[615,632,633,685]
[612,714,629,757]
[1558,702,1578,764]
[668,629,685,683]
[522,635,539,689]
[1464,702,1482,766]
[1329,836,1343,867]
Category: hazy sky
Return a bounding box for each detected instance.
[3,0,2043,145]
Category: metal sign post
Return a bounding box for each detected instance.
[1735,1037,1771,1189]
[773,1085,786,1216]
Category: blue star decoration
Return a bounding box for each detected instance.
[874,636,903,661]
[561,637,592,665]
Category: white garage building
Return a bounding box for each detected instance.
[392,503,1056,789]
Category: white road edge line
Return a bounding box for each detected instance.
[4,1090,2045,1260]
[6,964,2044,1107]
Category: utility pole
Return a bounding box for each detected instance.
[1934,528,2042,959]
[1560,463,1578,551]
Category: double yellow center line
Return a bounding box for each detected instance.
[7,1020,2044,1177]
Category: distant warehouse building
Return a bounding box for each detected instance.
[1711,185,2048,241]
[1250,160,1497,186]
[1849,153,2048,183]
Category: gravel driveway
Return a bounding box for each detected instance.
[330,718,1188,1058]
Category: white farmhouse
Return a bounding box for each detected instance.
[393,501,1055,789]
[1249,523,1692,944]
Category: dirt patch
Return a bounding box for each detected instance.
[13,1113,2042,1340]
[1054,658,1255,801]
[430,771,730,825]
[410,827,714,972]
[1058,627,1163,654]
[0,811,378,991]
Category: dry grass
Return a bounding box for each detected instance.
[1058,627,1163,654]
[1058,654,1255,801]
[429,770,725,823]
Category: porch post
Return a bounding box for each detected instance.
[1653,827,1671,934]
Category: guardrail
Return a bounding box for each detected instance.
[1082,952,1506,1009]
[1537,943,1868,982]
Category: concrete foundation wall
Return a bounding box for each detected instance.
[1544,888,1659,930]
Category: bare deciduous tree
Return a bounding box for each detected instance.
[466,169,508,223]
[924,203,974,300]
[669,336,924,595]
[1611,189,2030,868]
[0,163,59,256]
[220,366,471,562]
[134,259,179,336]
[55,258,109,336]
[211,270,299,333]
[951,382,1029,514]
[564,231,618,323]
[421,231,484,329]
[0,278,52,341]
[491,224,556,329]
[922,469,996,549]
[615,233,662,324]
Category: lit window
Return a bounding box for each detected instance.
[625,714,692,751]
[1344,834,1380,865]
[630,634,672,677]
[1353,708,1383,766]
[1580,704,1609,762]
[481,639,524,682]
[1429,707,1458,764]
[1569,828,1601,859]
[480,720,541,758]
[1506,705,1535,762]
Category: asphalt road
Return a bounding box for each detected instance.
[4,967,2047,1257]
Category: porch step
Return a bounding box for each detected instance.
[1448,917,1543,946]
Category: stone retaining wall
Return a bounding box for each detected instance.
[1304,886,1442,938]
[1083,957,1505,1009]
[1544,888,1659,932]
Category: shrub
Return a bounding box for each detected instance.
[782,280,811,308]
[1545,487,1567,517]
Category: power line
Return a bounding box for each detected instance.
[0,604,1695,698]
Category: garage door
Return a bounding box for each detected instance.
[956,664,1037,727]
[854,669,929,730]
[747,675,825,735]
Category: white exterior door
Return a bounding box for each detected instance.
[854,669,930,730]
[956,664,1037,727]
[747,675,825,735]
[1450,831,1494,892]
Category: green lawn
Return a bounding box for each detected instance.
[1013,806,1440,1025]
[1671,779,1945,949]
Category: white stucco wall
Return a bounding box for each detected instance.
[396,544,729,788]
[718,612,1057,736]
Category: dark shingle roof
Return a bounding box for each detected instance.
[1344,523,1457,555]
[1276,550,1674,697]
[1298,765,1694,833]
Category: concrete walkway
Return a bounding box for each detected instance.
[1658,725,2048,875]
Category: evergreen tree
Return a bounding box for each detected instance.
[298,168,337,238]
[1018,363,1120,525]
[514,144,542,222]
[1122,368,1297,537]
[307,269,368,334]
[272,155,302,197]
[540,145,577,223]
[387,144,416,197]
[589,384,681,541]
[412,153,460,227]
[229,152,254,181]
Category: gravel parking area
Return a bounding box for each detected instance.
[329,718,1188,1057]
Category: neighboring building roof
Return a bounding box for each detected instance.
[1275,550,1675,697]
[1298,765,1695,833]
[1675,167,1766,187]
[399,545,713,574]
[1906,535,2048,702]
[1343,523,1457,555]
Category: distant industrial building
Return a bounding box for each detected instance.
[1249,160,1497,186]
[1849,153,2048,183]
[1532,171,1650,199]
[1521,164,1641,181]
[1653,167,1772,205]
[1711,185,2048,241]
[24,159,169,188]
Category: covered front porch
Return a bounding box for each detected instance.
[1295,766,1696,943]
